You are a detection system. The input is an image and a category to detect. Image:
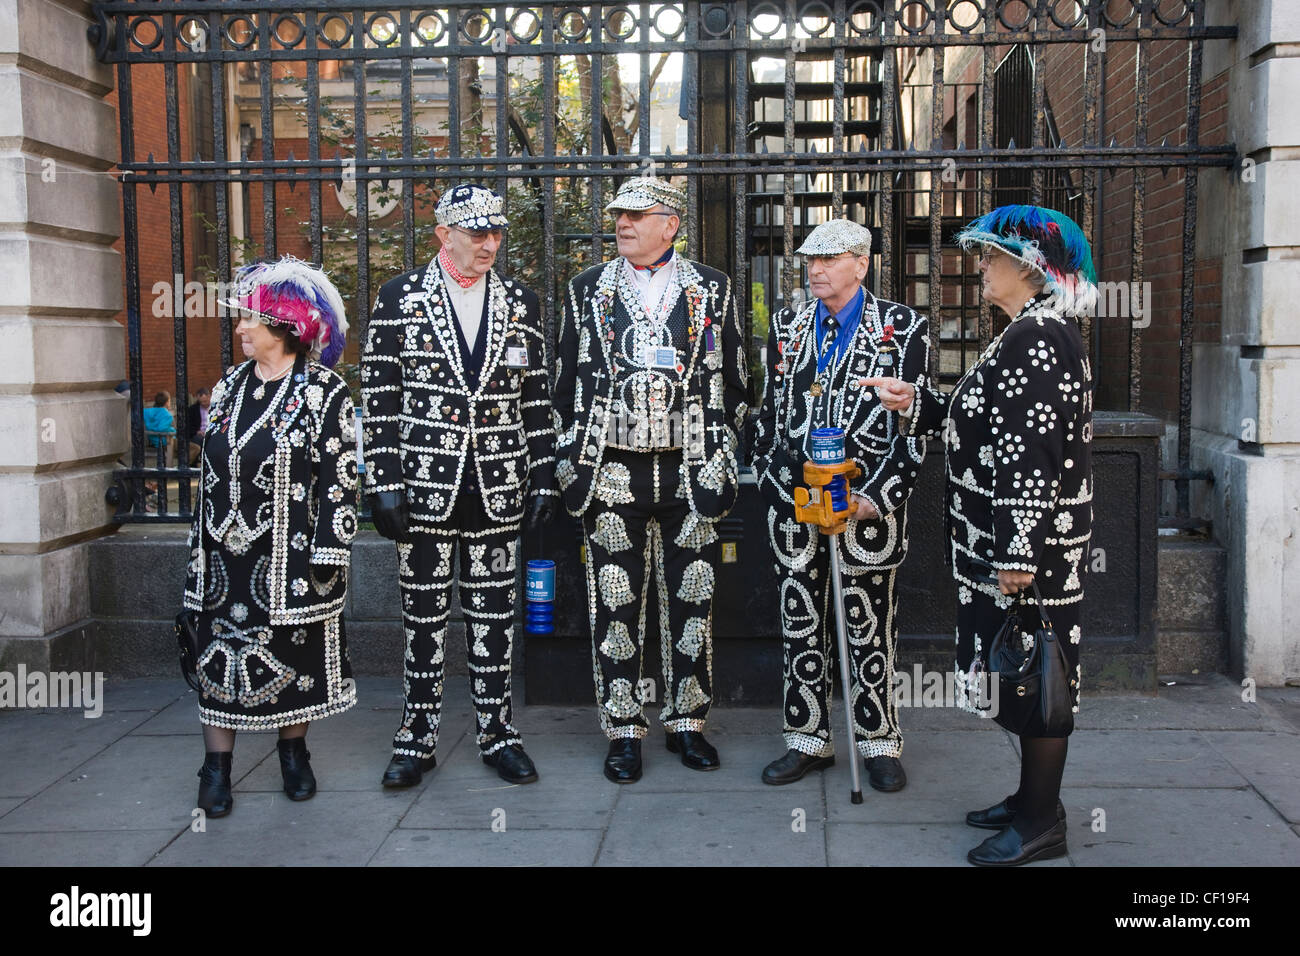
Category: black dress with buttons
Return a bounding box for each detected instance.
[905,294,1093,731]
[189,362,358,731]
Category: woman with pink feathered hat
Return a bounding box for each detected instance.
[180,255,358,818]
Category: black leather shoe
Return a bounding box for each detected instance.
[665,731,720,771]
[603,739,642,784]
[761,749,835,785]
[968,819,1068,866]
[966,795,1067,830]
[483,744,539,785]
[196,751,233,818]
[866,755,907,792]
[277,737,316,801]
[381,753,436,788]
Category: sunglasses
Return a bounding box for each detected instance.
[453,226,504,243]
[613,209,678,222]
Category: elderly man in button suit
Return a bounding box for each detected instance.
[552,177,748,783]
[361,184,559,788]
[751,219,929,792]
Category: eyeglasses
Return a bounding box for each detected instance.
[806,253,857,267]
[453,226,504,244]
[978,248,1005,266]
[613,209,678,223]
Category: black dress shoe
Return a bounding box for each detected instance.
[761,749,835,785]
[196,751,233,817]
[665,731,720,771]
[483,744,539,784]
[968,819,1068,866]
[381,753,436,788]
[966,795,1067,830]
[277,737,316,801]
[604,739,642,784]
[865,755,907,792]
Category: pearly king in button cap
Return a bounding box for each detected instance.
[436,183,509,230]
[796,218,873,257]
[604,176,686,214]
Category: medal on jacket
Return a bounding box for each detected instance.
[877,323,897,369]
[809,382,823,398]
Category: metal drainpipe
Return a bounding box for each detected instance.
[1094,46,1107,388]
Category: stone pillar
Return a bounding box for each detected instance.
[0,0,124,669]
[1192,0,1300,686]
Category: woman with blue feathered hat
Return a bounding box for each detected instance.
[867,205,1096,865]
[181,255,359,817]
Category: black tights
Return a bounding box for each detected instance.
[201,721,307,754]
[1012,735,1068,837]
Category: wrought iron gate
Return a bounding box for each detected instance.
[90,0,1236,525]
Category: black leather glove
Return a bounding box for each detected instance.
[368,490,411,542]
[525,495,557,532]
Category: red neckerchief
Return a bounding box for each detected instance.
[630,248,674,274]
[438,247,478,289]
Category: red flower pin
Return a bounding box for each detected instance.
[881,324,895,342]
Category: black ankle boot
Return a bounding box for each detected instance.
[196,751,233,817]
[277,737,317,801]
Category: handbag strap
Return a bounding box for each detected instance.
[1022,579,1053,631]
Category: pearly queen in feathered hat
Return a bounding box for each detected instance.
[220,255,349,368]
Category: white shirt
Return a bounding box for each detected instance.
[439,260,488,351]
[622,251,677,320]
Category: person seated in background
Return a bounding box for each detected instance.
[187,387,212,466]
[143,391,175,462]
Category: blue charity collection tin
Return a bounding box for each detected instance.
[525,559,556,634]
[809,427,846,465]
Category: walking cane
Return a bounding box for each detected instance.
[794,433,865,805]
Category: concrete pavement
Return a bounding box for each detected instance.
[1,674,1297,867]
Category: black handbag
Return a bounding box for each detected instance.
[988,581,1074,736]
[174,610,203,693]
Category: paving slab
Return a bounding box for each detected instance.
[633,733,828,793]
[0,734,273,833]
[0,710,152,798]
[401,733,619,830]
[598,790,828,866]
[0,829,179,867]
[150,791,416,866]
[1200,731,1300,824]
[367,828,604,866]
[129,692,234,736]
[826,821,1071,867]
[238,707,423,793]
[823,730,1021,823]
[98,679,190,713]
[1062,730,1250,789]
[1257,688,1300,733]
[0,799,22,819]
[516,703,620,735]
[1076,679,1275,732]
[1060,786,1300,867]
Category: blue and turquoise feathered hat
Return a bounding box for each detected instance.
[955,205,1097,317]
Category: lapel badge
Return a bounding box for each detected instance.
[877,323,897,367]
[809,382,824,398]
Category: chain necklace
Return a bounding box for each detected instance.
[252,356,295,399]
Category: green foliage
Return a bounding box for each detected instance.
[749,281,770,393]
